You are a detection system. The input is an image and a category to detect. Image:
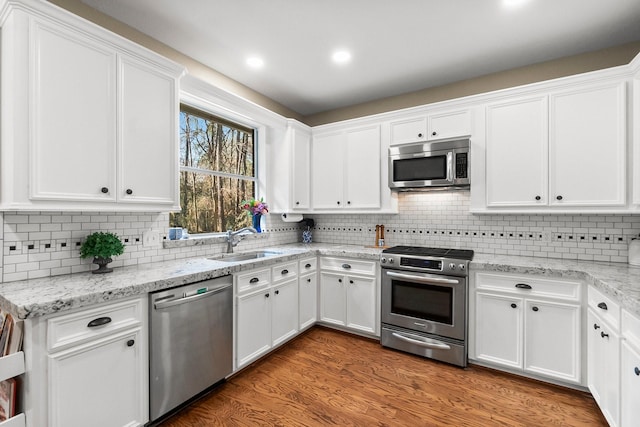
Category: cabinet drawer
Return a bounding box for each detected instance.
[272,262,298,283]
[475,272,581,302]
[299,257,317,273]
[236,268,270,294]
[47,298,142,352]
[588,286,621,330]
[622,309,640,348]
[320,257,377,276]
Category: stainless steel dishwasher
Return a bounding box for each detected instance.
[149,275,233,422]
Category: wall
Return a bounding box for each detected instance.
[0,212,300,282]
[307,192,640,263]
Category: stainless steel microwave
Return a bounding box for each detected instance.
[388,137,470,190]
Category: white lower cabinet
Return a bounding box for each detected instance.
[472,272,582,385]
[298,257,318,330]
[235,263,299,369]
[620,309,640,427]
[319,257,379,335]
[24,297,148,427]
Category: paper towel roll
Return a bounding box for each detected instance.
[281,213,304,222]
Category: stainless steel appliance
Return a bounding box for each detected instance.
[388,137,470,190]
[149,275,233,422]
[380,246,473,367]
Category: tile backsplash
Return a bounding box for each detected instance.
[2,191,639,283]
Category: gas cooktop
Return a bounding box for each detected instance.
[382,246,474,261]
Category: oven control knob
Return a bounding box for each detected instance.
[449,263,456,270]
[388,258,394,264]
[458,264,466,270]
[381,257,387,264]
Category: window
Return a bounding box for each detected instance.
[170,105,256,234]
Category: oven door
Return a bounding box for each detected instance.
[381,269,466,340]
[389,148,453,189]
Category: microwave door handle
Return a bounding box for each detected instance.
[447,151,453,182]
[391,332,451,350]
[385,270,460,286]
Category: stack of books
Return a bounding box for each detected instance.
[0,310,23,422]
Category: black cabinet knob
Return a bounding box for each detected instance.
[126,189,133,195]
[597,302,608,310]
[126,339,135,347]
[601,331,609,338]
[338,279,342,283]
[418,133,423,138]
[265,293,270,298]
[556,195,563,200]
[593,323,601,330]
[101,187,109,194]
[296,201,300,205]
[635,367,640,376]
[349,280,354,284]
[275,290,280,295]
[431,131,437,136]
[337,201,341,205]
[347,201,351,205]
[306,278,311,283]
[535,195,541,201]
[510,303,517,309]
[532,306,539,312]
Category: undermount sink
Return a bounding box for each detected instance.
[209,250,282,263]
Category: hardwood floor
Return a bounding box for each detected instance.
[159,327,607,426]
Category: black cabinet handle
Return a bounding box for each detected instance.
[305,263,312,269]
[597,302,608,310]
[535,195,541,201]
[265,293,270,298]
[532,306,539,312]
[281,269,289,275]
[510,303,517,309]
[100,187,109,194]
[126,189,133,195]
[515,283,532,290]
[556,195,563,200]
[87,316,111,328]
[593,323,601,330]
[275,290,280,295]
[249,277,259,284]
[601,331,609,338]
[635,367,640,376]
[342,264,352,269]
[126,339,135,347]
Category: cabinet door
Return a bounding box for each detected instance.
[485,96,548,207]
[390,116,427,145]
[237,289,271,367]
[119,55,178,206]
[31,19,117,202]
[345,275,376,334]
[427,109,471,140]
[474,292,522,368]
[49,329,145,427]
[271,279,299,347]
[345,125,381,209]
[312,133,344,209]
[550,82,626,206]
[319,272,346,326]
[587,309,620,427]
[621,340,640,427]
[299,272,318,330]
[291,127,311,210]
[524,299,581,383]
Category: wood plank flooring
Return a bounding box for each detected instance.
[159,327,607,426]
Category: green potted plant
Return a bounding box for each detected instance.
[79,231,125,274]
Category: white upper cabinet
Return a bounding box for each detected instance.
[312,124,388,211]
[290,123,312,210]
[390,108,471,145]
[0,0,184,211]
[549,82,626,207]
[486,96,548,207]
[477,79,627,212]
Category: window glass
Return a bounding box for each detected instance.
[170,106,256,234]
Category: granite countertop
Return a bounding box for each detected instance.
[0,243,639,320]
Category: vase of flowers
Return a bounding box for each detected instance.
[242,197,268,233]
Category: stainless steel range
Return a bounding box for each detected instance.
[380,246,474,367]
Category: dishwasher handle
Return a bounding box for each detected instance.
[154,282,231,310]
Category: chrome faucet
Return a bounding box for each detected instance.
[226,227,257,253]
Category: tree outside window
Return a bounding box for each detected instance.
[170,106,256,234]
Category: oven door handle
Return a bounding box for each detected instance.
[385,270,460,286]
[391,332,451,350]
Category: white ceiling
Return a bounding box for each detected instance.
[80,0,640,116]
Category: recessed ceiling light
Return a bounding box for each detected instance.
[503,0,529,8]
[246,56,264,69]
[332,50,351,64]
